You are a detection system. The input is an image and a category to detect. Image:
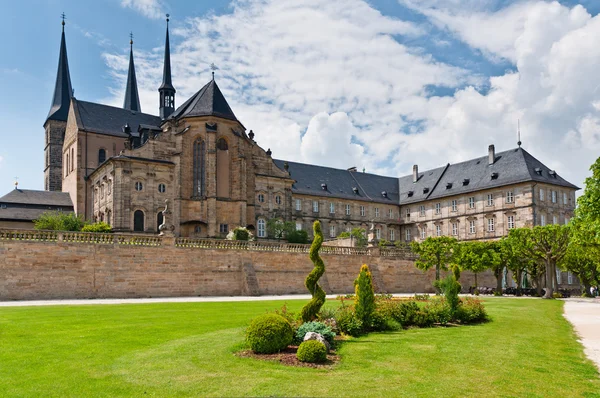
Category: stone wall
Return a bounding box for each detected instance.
[0,229,497,301]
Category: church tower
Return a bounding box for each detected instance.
[44,16,73,191]
[159,15,176,119]
[123,35,141,112]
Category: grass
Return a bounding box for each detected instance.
[0,298,598,397]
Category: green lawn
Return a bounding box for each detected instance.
[0,298,598,397]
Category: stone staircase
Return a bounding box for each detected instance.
[242,263,260,296]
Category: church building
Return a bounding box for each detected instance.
[43,17,579,241]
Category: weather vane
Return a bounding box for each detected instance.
[14,177,19,189]
[210,63,218,79]
[129,32,134,46]
[166,13,170,23]
[61,12,66,29]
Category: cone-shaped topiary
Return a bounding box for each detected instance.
[300,221,326,322]
[354,264,376,327]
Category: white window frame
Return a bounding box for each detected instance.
[330,225,336,238]
[469,197,475,209]
[390,229,396,241]
[405,208,410,219]
[419,205,425,216]
[436,225,441,236]
[257,219,266,238]
[135,181,143,191]
[506,191,514,203]
[435,203,441,215]
[469,220,475,234]
[375,228,381,240]
[451,200,457,212]
[295,199,301,211]
[540,188,545,201]
[563,192,567,205]
[551,191,557,203]
[420,227,426,239]
[313,201,319,213]
[540,214,546,226]
[375,208,380,218]
[507,215,515,230]
[295,222,302,231]
[567,271,573,285]
[451,222,458,236]
[275,195,282,205]
[487,218,495,232]
[258,193,265,203]
[552,215,557,225]
[404,229,410,242]
[345,204,351,215]
[487,194,494,206]
[565,217,570,225]
[388,209,393,219]
[360,206,365,217]
[556,269,562,284]
[330,202,335,214]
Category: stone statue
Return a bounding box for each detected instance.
[159,199,175,236]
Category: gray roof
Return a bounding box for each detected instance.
[75,99,162,137]
[0,207,72,222]
[274,147,578,205]
[169,79,239,123]
[273,160,399,205]
[0,189,73,207]
[123,44,141,112]
[46,24,73,124]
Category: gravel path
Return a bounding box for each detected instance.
[563,298,600,371]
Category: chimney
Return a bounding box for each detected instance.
[488,144,495,165]
[412,165,418,183]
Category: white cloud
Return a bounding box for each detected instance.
[100,0,600,188]
[120,0,166,19]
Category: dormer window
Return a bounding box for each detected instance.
[321,183,327,191]
[491,172,499,180]
[407,191,414,197]
[381,191,387,198]
[462,179,470,186]
[446,183,452,189]
[423,187,429,194]
[549,170,557,177]
[534,167,543,176]
[352,187,359,194]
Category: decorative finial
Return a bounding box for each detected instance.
[248,130,254,140]
[14,177,18,190]
[517,119,522,148]
[166,13,170,24]
[266,148,272,157]
[129,32,134,47]
[61,12,66,30]
[210,63,218,80]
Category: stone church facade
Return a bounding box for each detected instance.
[43,19,579,240]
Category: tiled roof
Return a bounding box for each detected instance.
[0,189,73,207]
[169,79,239,123]
[273,160,399,205]
[275,147,578,205]
[75,99,162,137]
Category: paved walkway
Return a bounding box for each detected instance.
[563,298,600,371]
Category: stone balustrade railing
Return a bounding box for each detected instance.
[0,229,413,258]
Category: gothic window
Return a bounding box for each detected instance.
[133,210,145,232]
[193,139,206,197]
[157,212,164,233]
[216,138,230,198]
[98,149,106,165]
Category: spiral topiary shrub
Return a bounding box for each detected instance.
[300,221,326,322]
[246,314,293,354]
[296,340,328,363]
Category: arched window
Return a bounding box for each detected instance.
[71,147,74,171]
[193,139,206,197]
[98,148,106,165]
[157,212,164,233]
[257,218,266,238]
[216,138,230,198]
[133,210,145,232]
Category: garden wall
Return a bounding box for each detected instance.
[0,229,496,300]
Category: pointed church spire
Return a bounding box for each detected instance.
[123,33,141,112]
[46,14,73,123]
[159,14,176,119]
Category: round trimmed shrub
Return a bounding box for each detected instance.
[246,314,293,354]
[296,340,327,363]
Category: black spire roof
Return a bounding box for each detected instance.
[46,20,73,124]
[123,38,141,112]
[159,19,175,92]
[169,78,239,122]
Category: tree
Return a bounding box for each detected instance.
[81,222,112,233]
[455,241,494,290]
[411,236,457,282]
[572,156,600,247]
[508,225,570,299]
[560,243,600,297]
[354,264,376,327]
[338,227,368,248]
[502,234,534,296]
[267,219,295,240]
[300,221,326,322]
[34,211,85,231]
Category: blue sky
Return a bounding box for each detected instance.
[1,0,600,193]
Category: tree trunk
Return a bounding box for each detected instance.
[583,283,592,297]
[535,275,543,297]
[495,268,503,295]
[515,269,523,297]
[543,259,554,299]
[474,272,479,289]
[435,264,440,281]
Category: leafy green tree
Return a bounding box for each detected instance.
[508,226,570,299]
[338,227,368,248]
[572,156,600,247]
[34,211,85,231]
[502,234,534,296]
[267,219,295,240]
[560,243,600,297]
[455,241,493,289]
[287,229,308,244]
[354,264,376,327]
[411,236,457,282]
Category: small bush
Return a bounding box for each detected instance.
[397,301,421,327]
[425,297,452,325]
[414,294,430,301]
[335,307,363,337]
[454,297,488,324]
[34,211,85,231]
[296,340,327,363]
[246,314,293,354]
[271,303,300,331]
[369,308,400,331]
[81,222,112,233]
[414,308,435,328]
[287,230,308,244]
[226,226,253,241]
[294,321,335,345]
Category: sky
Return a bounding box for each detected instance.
[1,0,600,194]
